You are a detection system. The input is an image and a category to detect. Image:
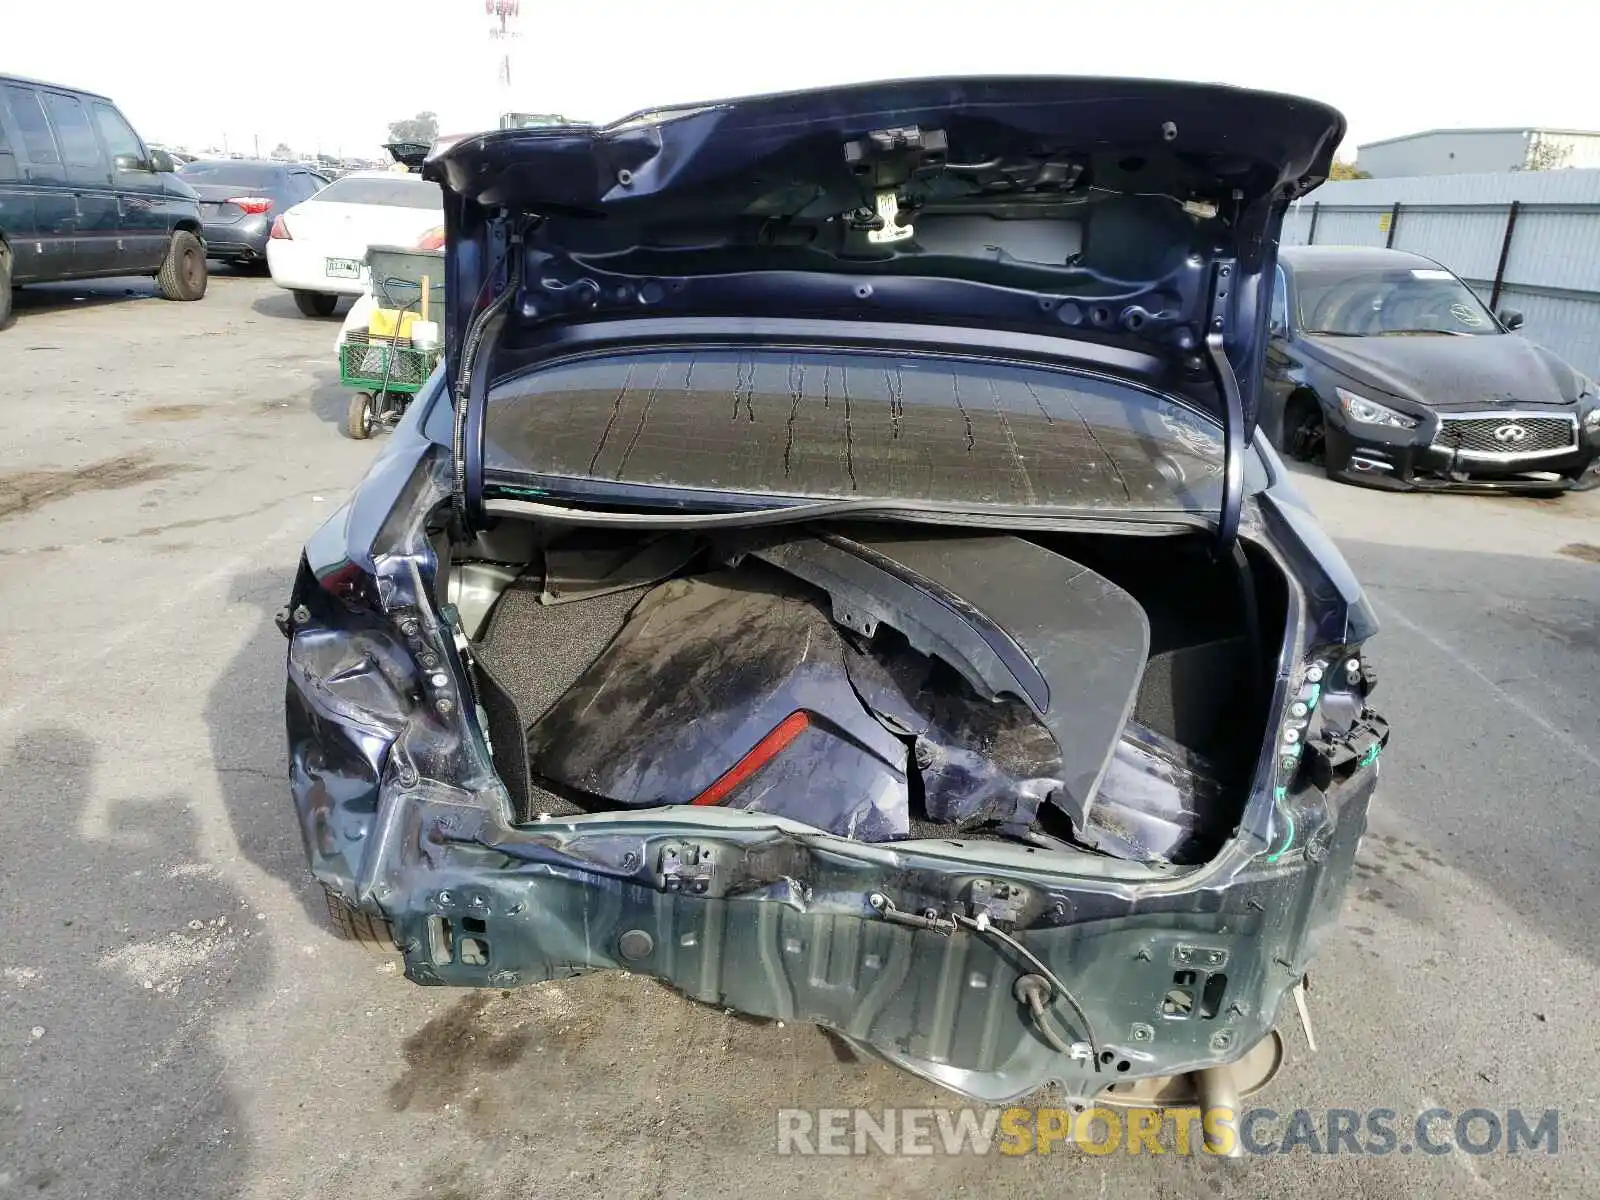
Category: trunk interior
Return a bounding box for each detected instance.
[454,519,1288,867]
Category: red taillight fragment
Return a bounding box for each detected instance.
[269,215,291,240]
[689,711,812,807]
[415,226,445,251]
[228,196,273,214]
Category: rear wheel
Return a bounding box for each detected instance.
[346,391,374,439]
[320,883,399,956]
[155,230,207,301]
[293,289,338,318]
[1284,395,1327,465]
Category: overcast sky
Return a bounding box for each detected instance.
[8,0,1596,160]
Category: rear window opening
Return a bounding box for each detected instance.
[312,175,442,209]
[452,519,1287,868]
[178,161,284,187]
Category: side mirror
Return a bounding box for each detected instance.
[114,152,152,173]
[1498,309,1525,331]
[148,148,177,174]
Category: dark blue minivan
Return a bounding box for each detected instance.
[0,74,207,328]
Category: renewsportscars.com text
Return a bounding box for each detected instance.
[775,1106,1560,1157]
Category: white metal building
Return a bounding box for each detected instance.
[1355,128,1600,177]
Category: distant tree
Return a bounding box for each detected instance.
[1523,137,1573,171]
[387,111,439,144]
[1328,158,1370,181]
[272,142,293,160]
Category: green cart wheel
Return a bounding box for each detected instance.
[346,392,375,440]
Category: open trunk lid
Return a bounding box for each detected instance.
[424,76,1343,539]
[383,141,431,172]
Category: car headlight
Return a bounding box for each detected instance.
[1583,407,1600,433]
[1335,387,1417,430]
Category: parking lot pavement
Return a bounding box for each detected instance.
[2,274,1597,1199]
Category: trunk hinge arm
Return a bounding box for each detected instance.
[451,211,516,531]
[1205,258,1245,554]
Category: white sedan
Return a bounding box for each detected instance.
[266,171,444,317]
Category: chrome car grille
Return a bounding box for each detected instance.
[1432,414,1577,456]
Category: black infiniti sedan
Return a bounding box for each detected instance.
[1264,246,1600,492]
[177,159,330,268]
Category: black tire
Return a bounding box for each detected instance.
[0,244,12,330]
[155,230,207,301]
[346,391,374,439]
[1284,395,1327,465]
[321,883,399,956]
[294,289,339,318]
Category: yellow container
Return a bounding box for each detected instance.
[367,307,418,341]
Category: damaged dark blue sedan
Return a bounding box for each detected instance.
[280,76,1388,1117]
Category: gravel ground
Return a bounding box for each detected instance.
[1,272,1597,1198]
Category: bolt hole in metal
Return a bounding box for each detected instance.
[1161,968,1229,1019]
[425,914,492,966]
[427,915,453,964]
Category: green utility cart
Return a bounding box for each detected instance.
[338,244,446,439]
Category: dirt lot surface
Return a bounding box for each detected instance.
[3,273,1598,1198]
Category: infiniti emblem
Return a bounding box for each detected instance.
[1493,423,1529,444]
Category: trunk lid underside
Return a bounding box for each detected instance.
[425,75,1345,439]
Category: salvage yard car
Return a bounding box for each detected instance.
[265,169,443,316]
[179,157,330,270]
[281,77,1389,1112]
[1264,246,1600,492]
[0,72,207,328]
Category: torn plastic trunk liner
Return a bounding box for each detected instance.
[512,529,1161,850]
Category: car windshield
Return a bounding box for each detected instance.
[313,175,443,209]
[483,347,1260,516]
[1295,266,1502,337]
[178,161,282,187]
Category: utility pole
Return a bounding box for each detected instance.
[487,0,521,113]
[254,133,260,158]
